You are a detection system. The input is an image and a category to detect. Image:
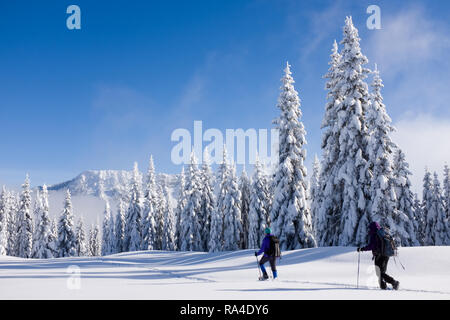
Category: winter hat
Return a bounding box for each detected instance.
[264,227,272,234]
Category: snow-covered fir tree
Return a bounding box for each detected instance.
[115,198,126,253]
[7,191,19,256]
[180,153,203,251]
[199,150,215,251]
[57,189,77,257]
[239,167,251,249]
[89,224,101,256]
[316,40,343,246]
[310,155,321,239]
[32,185,56,258]
[359,64,400,245]
[413,193,426,246]
[125,162,144,252]
[222,162,243,251]
[175,167,187,251]
[161,182,176,251]
[318,17,371,246]
[426,173,448,245]
[75,217,88,257]
[0,187,8,256]
[154,184,166,251]
[32,188,41,235]
[443,165,450,221]
[270,62,315,250]
[209,147,229,252]
[141,157,158,250]
[50,217,58,251]
[17,175,33,258]
[101,200,115,255]
[392,149,419,246]
[0,216,6,256]
[422,170,434,245]
[248,157,271,249]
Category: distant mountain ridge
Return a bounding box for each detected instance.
[47,170,180,203]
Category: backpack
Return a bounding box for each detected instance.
[376,227,397,257]
[267,236,281,258]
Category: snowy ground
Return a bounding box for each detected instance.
[0,246,449,300]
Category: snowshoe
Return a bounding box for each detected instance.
[392,281,400,291]
[259,273,269,281]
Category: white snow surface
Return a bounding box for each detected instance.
[0,246,449,299]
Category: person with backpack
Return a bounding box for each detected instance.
[254,227,280,280]
[357,221,400,290]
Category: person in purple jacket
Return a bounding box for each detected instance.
[357,221,400,290]
[254,227,277,280]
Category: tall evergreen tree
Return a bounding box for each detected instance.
[89,224,101,256]
[115,198,126,253]
[443,165,450,220]
[0,216,6,256]
[199,151,215,251]
[102,200,115,255]
[413,193,425,245]
[175,167,187,251]
[270,62,315,250]
[154,184,165,251]
[161,183,176,251]
[125,162,144,252]
[310,155,321,239]
[318,17,371,246]
[239,167,251,249]
[427,173,448,245]
[17,175,33,258]
[32,185,55,258]
[248,158,271,249]
[360,64,401,245]
[422,170,434,245]
[316,40,343,246]
[0,187,7,256]
[142,157,158,250]
[75,217,88,257]
[57,189,77,257]
[7,191,20,256]
[223,162,242,251]
[180,153,203,251]
[209,147,229,252]
[392,149,419,246]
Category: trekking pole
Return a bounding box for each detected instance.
[394,256,406,271]
[357,251,361,289]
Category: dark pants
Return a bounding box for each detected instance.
[259,255,276,274]
[374,255,396,289]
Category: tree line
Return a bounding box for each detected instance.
[0,16,449,259]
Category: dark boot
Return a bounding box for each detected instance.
[392,280,400,290]
[262,271,269,280]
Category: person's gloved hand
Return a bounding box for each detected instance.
[357,247,362,252]
[254,251,258,257]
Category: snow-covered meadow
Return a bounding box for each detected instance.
[1,246,449,300]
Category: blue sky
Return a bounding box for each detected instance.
[1,0,449,193]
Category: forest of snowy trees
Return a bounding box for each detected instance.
[0,17,449,259]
